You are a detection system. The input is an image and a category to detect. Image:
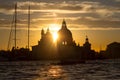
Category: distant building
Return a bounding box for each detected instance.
[39,28,53,46]
[83,36,91,51]
[83,36,95,60]
[32,19,96,60]
[32,28,56,60]
[57,19,76,46]
[57,20,77,60]
[105,42,120,59]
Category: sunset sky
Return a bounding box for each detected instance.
[0,0,120,51]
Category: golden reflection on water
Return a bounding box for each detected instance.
[48,65,62,77]
[34,65,68,80]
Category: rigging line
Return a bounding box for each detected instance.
[7,12,15,50]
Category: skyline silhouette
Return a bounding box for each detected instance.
[0,1,120,80]
[0,19,120,61]
[0,0,120,51]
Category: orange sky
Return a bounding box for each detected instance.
[0,24,120,52]
[0,0,120,51]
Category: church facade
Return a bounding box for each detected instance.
[32,20,95,60]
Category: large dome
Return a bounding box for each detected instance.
[57,20,73,45]
[58,28,72,39]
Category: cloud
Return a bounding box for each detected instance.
[0,0,120,30]
[115,0,120,2]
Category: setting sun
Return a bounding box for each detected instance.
[49,24,60,31]
[53,32,58,42]
[49,24,60,42]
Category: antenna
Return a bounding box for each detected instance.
[28,2,30,49]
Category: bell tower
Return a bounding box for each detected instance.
[41,28,44,39]
[83,36,91,50]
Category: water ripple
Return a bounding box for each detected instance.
[0,60,120,80]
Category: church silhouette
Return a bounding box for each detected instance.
[32,20,96,60]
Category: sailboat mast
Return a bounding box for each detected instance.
[28,4,30,49]
[15,3,17,49]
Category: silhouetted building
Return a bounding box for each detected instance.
[82,36,95,60]
[39,28,53,46]
[32,28,56,60]
[57,19,75,46]
[105,42,120,59]
[83,36,91,51]
[31,20,96,60]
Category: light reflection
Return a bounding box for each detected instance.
[34,65,68,80]
[48,65,62,78]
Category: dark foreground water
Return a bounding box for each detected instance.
[0,59,120,80]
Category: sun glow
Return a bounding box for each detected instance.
[49,24,60,31]
[53,32,58,42]
[49,24,60,42]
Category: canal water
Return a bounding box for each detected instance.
[0,59,120,80]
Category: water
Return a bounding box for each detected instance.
[0,60,120,80]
